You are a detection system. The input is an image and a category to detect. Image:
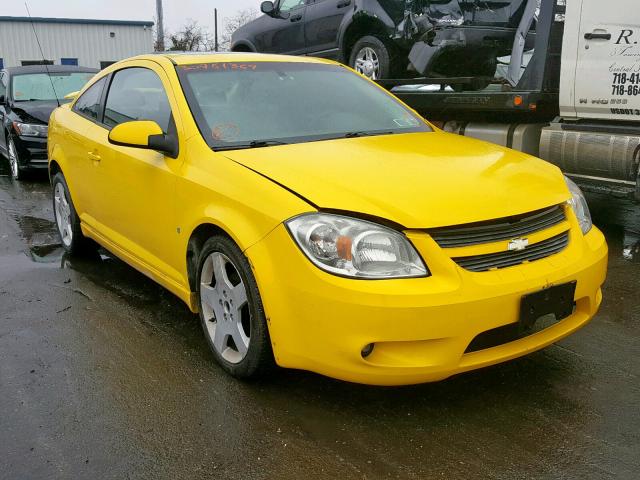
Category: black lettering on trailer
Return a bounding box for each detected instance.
[616,29,634,45]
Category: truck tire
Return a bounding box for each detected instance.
[349,36,392,80]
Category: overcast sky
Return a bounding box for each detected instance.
[1,0,259,38]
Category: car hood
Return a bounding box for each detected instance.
[10,100,59,124]
[222,132,570,229]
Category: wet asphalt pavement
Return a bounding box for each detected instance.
[0,162,639,480]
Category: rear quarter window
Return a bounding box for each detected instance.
[73,77,107,122]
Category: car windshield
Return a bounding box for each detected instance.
[11,72,95,102]
[177,62,431,150]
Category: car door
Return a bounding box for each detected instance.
[304,0,351,58]
[64,75,109,216]
[88,62,185,286]
[572,0,640,120]
[253,0,307,54]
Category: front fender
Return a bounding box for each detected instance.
[177,137,314,297]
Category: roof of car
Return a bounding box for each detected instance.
[4,65,98,75]
[143,52,334,66]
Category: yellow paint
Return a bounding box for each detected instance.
[108,120,162,147]
[63,90,79,101]
[48,53,608,385]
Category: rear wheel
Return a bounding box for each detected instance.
[52,172,95,255]
[7,137,24,181]
[197,235,274,378]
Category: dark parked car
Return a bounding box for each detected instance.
[0,65,97,180]
[232,0,529,83]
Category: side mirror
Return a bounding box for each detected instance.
[261,1,275,16]
[108,120,179,158]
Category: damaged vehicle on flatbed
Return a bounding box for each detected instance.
[232,0,530,85]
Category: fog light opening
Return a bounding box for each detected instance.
[361,343,375,358]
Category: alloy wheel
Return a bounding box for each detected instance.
[8,139,19,179]
[200,252,251,364]
[354,47,380,80]
[54,182,73,247]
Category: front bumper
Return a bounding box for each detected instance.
[15,135,48,169]
[246,218,608,386]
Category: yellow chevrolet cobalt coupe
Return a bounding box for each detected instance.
[48,53,607,385]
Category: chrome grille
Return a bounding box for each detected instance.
[430,205,566,248]
[452,232,569,272]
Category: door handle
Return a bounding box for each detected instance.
[87,151,101,162]
[337,0,351,7]
[584,32,611,40]
[290,14,303,22]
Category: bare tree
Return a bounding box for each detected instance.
[220,8,258,51]
[168,20,210,51]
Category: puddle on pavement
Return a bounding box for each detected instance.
[14,214,65,263]
[60,250,175,309]
[8,206,174,308]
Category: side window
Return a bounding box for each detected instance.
[103,67,172,133]
[73,77,107,121]
[279,0,305,12]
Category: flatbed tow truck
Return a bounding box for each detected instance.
[377,0,639,258]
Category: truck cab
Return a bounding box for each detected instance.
[560,0,640,121]
[542,0,640,199]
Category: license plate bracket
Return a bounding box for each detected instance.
[519,281,577,330]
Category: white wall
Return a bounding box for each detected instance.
[0,19,154,69]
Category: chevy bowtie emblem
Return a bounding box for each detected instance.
[508,238,529,251]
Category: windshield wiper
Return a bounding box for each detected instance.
[342,130,396,138]
[215,139,289,151]
[248,139,289,148]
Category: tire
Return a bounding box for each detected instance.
[196,235,274,378]
[7,136,25,181]
[349,36,393,80]
[52,172,95,255]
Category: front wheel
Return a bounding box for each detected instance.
[197,235,274,378]
[7,137,24,181]
[349,36,393,80]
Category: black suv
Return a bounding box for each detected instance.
[232,0,529,82]
[0,65,97,180]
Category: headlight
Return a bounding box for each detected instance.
[286,213,428,279]
[565,176,592,234]
[13,121,48,137]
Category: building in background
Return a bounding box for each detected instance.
[0,16,154,70]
